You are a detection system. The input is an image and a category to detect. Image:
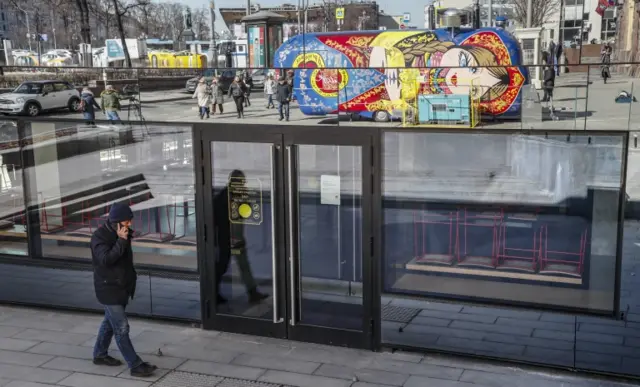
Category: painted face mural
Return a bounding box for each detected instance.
[274,28,527,117]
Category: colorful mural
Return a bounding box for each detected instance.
[274,28,528,118]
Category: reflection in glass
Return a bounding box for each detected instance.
[296,145,363,331]
[211,142,272,319]
[382,132,623,312]
[0,121,27,256]
[23,122,197,269]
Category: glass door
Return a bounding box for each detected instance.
[283,133,373,348]
[199,126,374,348]
[201,129,287,339]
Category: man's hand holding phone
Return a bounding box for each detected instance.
[117,223,129,240]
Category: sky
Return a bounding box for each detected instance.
[179,0,427,32]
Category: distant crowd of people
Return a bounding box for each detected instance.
[192,69,295,121]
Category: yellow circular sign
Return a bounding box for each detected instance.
[238,204,252,219]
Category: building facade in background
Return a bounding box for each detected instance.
[219,2,380,40]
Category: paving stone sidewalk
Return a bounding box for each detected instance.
[0,305,635,387]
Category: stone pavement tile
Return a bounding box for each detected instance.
[314,363,408,386]
[0,363,70,384]
[178,360,265,380]
[117,368,171,382]
[351,383,393,387]
[0,338,40,352]
[0,326,25,338]
[26,343,92,360]
[0,379,10,387]
[367,358,463,381]
[283,346,375,369]
[459,369,579,387]
[379,351,423,364]
[258,370,352,387]
[404,376,479,387]
[40,356,126,376]
[57,373,151,387]
[136,354,187,370]
[12,329,93,346]
[4,382,60,387]
[232,353,320,374]
[0,349,53,367]
[0,316,78,332]
[159,344,238,363]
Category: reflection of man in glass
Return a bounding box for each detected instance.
[214,170,268,305]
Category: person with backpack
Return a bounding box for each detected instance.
[81,87,101,126]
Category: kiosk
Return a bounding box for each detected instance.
[241,10,285,69]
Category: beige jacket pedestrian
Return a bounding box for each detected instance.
[192,83,211,107]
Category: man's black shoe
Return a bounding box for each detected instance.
[142,362,158,371]
[131,363,155,377]
[249,289,269,303]
[93,355,123,367]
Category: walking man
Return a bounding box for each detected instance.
[91,203,157,377]
[277,76,291,121]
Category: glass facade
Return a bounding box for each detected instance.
[0,120,200,321]
[0,118,637,378]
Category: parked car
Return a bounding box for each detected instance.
[249,69,270,90]
[185,70,236,93]
[0,81,82,117]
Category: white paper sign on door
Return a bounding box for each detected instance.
[320,175,341,205]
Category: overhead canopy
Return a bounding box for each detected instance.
[241,10,287,23]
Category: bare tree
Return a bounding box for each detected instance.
[512,0,559,27]
[153,2,187,48]
[112,0,150,67]
[191,6,211,41]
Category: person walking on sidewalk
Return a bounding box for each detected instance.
[228,76,247,119]
[264,74,276,109]
[601,42,612,84]
[80,87,101,126]
[100,85,120,122]
[210,77,225,115]
[100,85,122,123]
[277,76,291,121]
[192,78,211,119]
[542,61,555,104]
[91,203,157,378]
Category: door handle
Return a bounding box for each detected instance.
[270,144,284,324]
[286,145,297,326]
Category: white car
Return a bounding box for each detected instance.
[0,80,82,117]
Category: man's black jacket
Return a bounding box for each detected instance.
[91,222,137,306]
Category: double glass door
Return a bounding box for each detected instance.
[199,128,373,348]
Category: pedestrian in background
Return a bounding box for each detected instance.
[264,74,276,109]
[210,76,225,115]
[91,203,157,378]
[80,87,101,126]
[192,78,211,119]
[277,76,291,121]
[100,85,122,122]
[242,71,253,107]
[228,76,247,119]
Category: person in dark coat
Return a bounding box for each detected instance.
[91,203,156,378]
[227,76,247,118]
[213,170,268,305]
[554,41,563,76]
[542,61,555,103]
[81,87,101,126]
[276,76,291,121]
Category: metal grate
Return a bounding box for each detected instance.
[217,379,282,387]
[382,304,419,323]
[152,372,285,387]
[151,371,223,387]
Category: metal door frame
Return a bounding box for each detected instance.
[194,123,378,349]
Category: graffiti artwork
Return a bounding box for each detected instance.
[274,28,528,119]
